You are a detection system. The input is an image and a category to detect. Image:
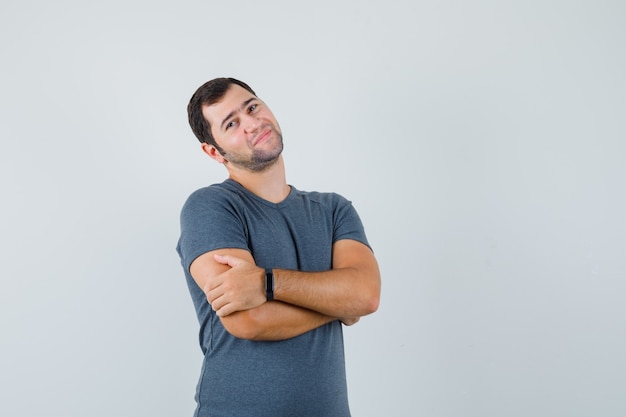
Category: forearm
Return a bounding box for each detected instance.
[266,239,380,318]
[198,240,381,319]
[220,300,337,341]
[273,267,379,318]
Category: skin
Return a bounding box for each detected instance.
[189,84,381,341]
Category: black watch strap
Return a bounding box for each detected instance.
[265,269,274,301]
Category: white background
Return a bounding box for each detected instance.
[1,1,625,416]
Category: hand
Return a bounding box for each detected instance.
[204,254,266,317]
[340,317,360,326]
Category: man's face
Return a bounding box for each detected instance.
[201,84,283,172]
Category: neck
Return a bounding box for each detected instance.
[227,155,290,203]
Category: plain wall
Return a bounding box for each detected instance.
[1,1,625,416]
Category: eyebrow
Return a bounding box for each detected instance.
[220,97,257,130]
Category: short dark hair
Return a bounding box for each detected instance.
[187,77,257,146]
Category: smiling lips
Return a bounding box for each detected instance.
[252,127,272,146]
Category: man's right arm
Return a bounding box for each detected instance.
[189,248,342,341]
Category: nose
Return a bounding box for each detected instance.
[242,113,261,133]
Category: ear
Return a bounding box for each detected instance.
[201,143,227,164]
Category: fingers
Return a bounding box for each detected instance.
[209,291,265,317]
[205,285,232,316]
[211,296,231,317]
[204,255,266,316]
[213,253,242,267]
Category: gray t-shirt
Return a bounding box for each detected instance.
[177,179,369,417]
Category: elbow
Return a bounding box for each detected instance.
[362,273,381,315]
[369,293,381,314]
[351,261,380,316]
[220,310,265,341]
[363,287,380,315]
[354,278,380,316]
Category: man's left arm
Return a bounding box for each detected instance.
[209,239,380,318]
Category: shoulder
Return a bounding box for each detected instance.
[292,187,351,208]
[181,181,245,214]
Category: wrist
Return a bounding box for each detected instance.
[265,268,274,301]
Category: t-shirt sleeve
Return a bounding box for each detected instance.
[332,194,371,249]
[177,187,250,272]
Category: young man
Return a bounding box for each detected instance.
[177,77,380,416]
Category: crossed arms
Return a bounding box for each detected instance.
[189,239,381,341]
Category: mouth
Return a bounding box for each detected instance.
[252,128,272,146]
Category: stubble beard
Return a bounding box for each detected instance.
[223,129,284,173]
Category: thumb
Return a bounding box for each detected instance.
[213,253,241,267]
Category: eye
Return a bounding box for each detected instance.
[248,104,258,113]
[225,120,237,130]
